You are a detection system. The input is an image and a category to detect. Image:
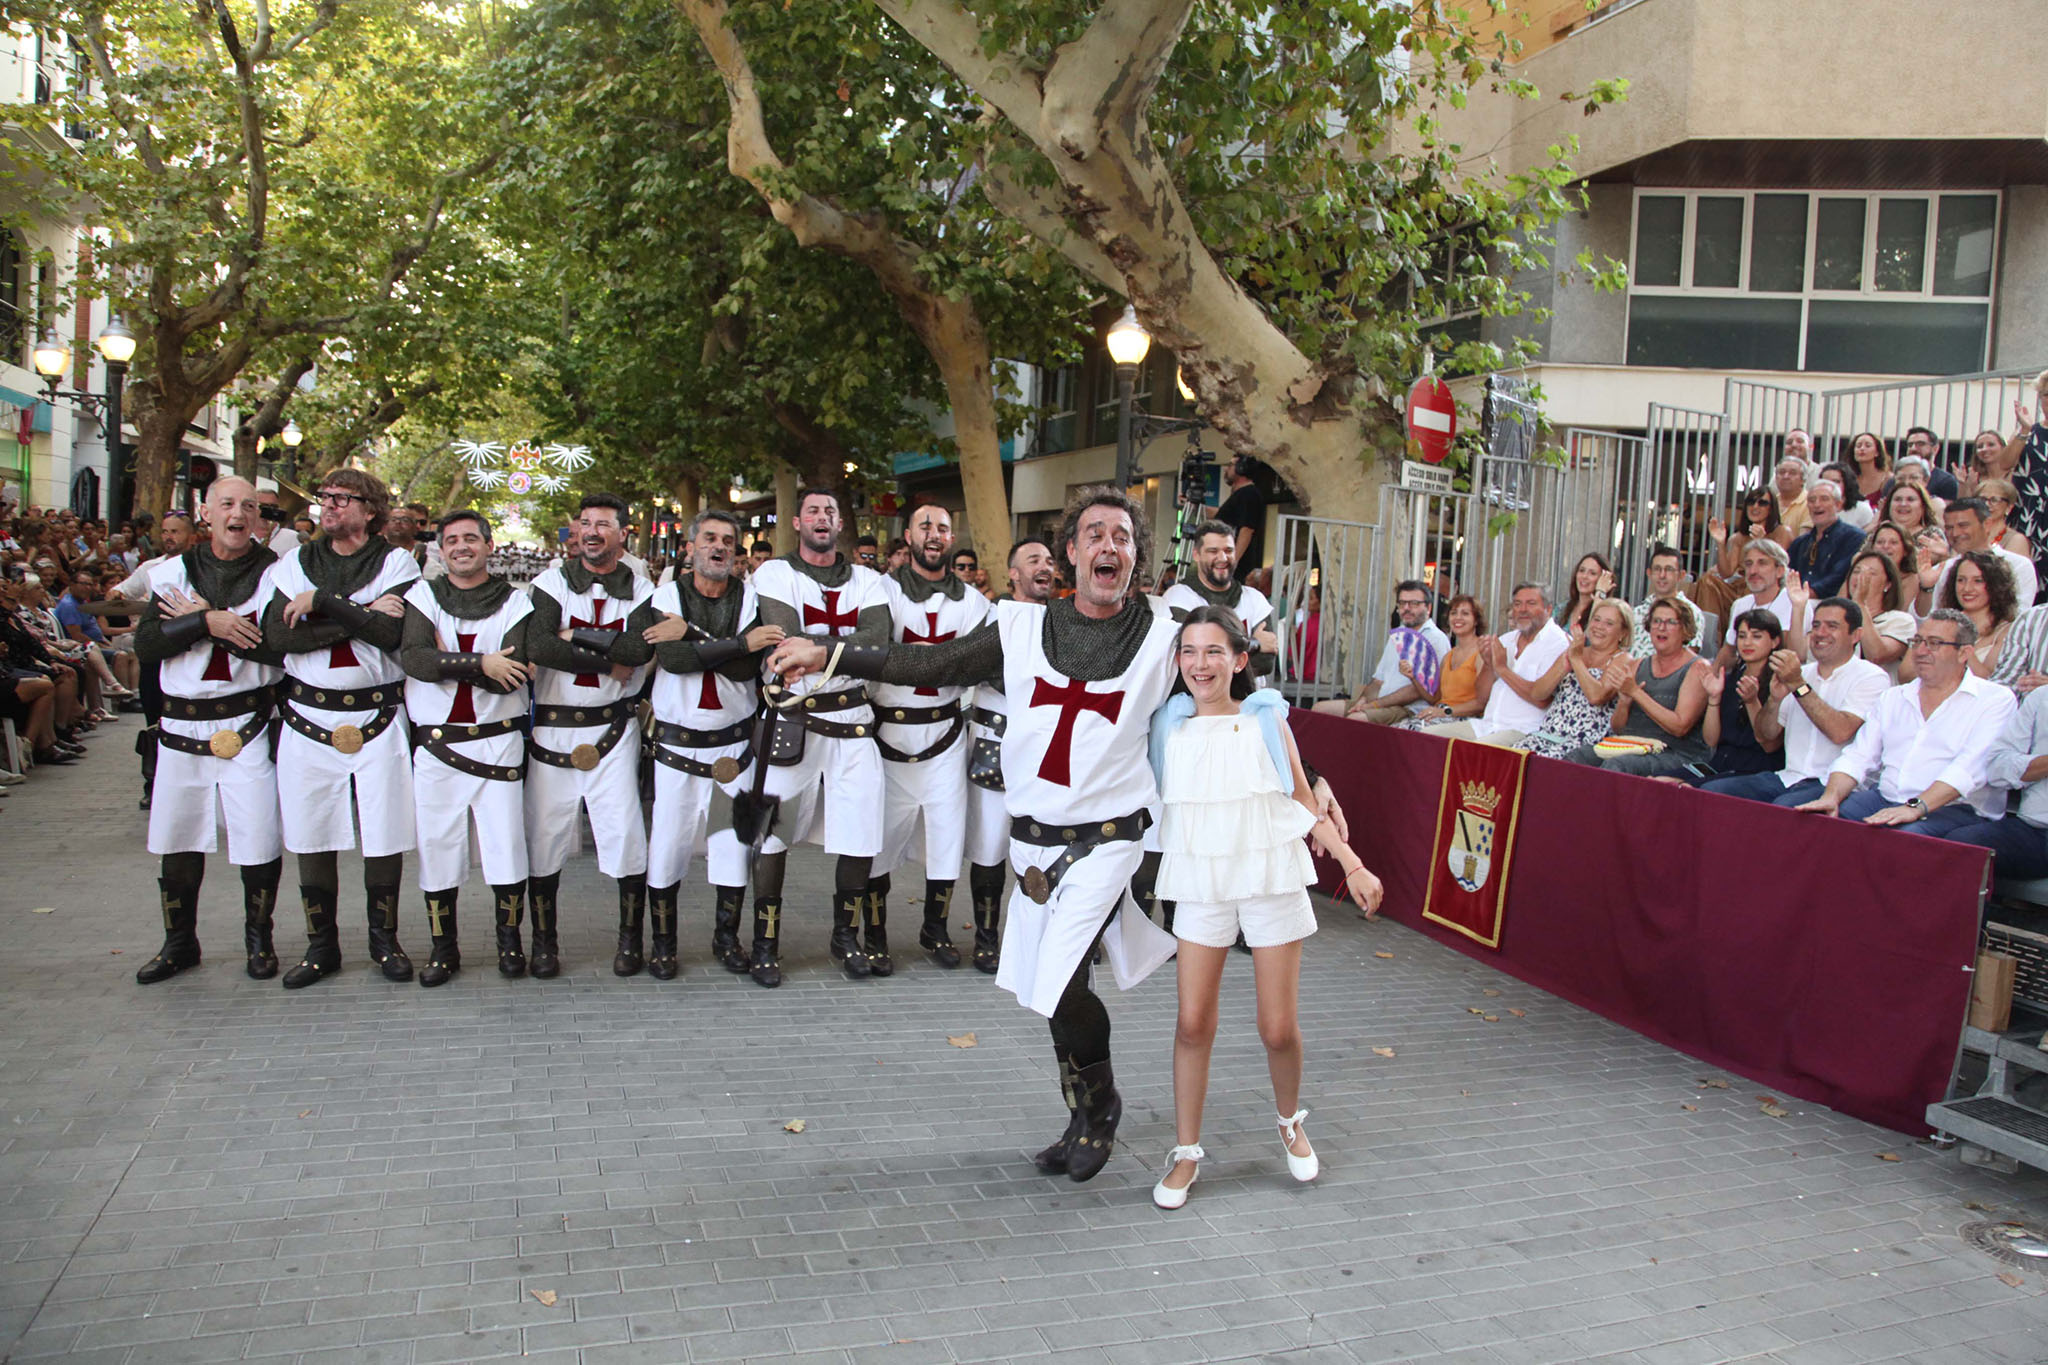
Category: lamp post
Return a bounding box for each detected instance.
[1105,305,1151,488]
[31,319,137,521]
[1102,303,1209,574]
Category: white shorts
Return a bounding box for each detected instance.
[1173,890,1318,950]
[647,742,751,888]
[760,731,882,858]
[413,748,527,890]
[965,781,1007,869]
[876,735,970,880]
[524,721,649,879]
[277,715,416,857]
[147,719,282,864]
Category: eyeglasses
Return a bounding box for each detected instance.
[317,491,365,507]
[1907,636,1964,649]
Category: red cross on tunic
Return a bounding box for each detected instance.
[802,589,860,636]
[328,632,359,670]
[696,656,722,711]
[902,610,955,698]
[449,632,479,723]
[202,612,260,682]
[568,598,620,687]
[1028,674,1124,787]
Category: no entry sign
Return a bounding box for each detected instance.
[1407,375,1456,465]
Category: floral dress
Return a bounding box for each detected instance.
[1519,659,1616,759]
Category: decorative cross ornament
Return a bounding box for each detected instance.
[902,610,956,698]
[802,590,860,635]
[1028,675,1124,787]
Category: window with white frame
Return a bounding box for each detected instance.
[1626,190,1999,376]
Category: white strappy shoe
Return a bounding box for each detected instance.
[1152,1144,1205,1209]
[1277,1109,1318,1182]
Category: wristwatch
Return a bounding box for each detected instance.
[1793,683,1812,699]
[1906,796,1927,812]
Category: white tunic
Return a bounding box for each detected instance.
[645,578,757,888]
[992,598,1180,1014]
[874,575,992,879]
[146,553,284,863]
[750,557,888,722]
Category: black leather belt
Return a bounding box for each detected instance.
[283,699,400,752]
[529,697,638,771]
[158,705,273,759]
[652,717,753,779]
[162,684,275,721]
[413,716,528,783]
[797,686,870,737]
[969,706,1006,791]
[970,706,1007,735]
[1009,809,1152,905]
[286,679,400,710]
[876,699,965,764]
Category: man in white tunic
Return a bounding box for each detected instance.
[521,493,656,978]
[641,509,782,980]
[959,537,1060,973]
[869,502,991,972]
[772,488,1338,1182]
[263,468,422,987]
[131,478,285,983]
[399,510,534,986]
[747,488,891,985]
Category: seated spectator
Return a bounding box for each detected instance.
[1699,489,1789,621]
[55,567,141,697]
[1772,453,1812,539]
[1917,498,2037,614]
[1860,520,1920,582]
[1421,581,1571,745]
[0,583,84,766]
[1555,553,1613,633]
[1795,608,2015,833]
[1397,594,1487,729]
[1833,551,1914,680]
[1629,543,1703,659]
[1703,598,1888,806]
[1717,538,1795,667]
[1694,609,1788,782]
[1902,426,1962,501]
[1943,683,2048,879]
[1818,461,1873,533]
[1975,476,2035,563]
[1881,479,1942,542]
[1312,579,1447,724]
[1785,480,1860,597]
[1519,600,1632,759]
[1847,431,1892,518]
[1564,597,1710,776]
[1936,549,2018,680]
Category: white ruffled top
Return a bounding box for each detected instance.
[1154,712,1318,903]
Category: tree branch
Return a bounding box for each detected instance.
[978,143,1123,294]
[1041,0,1193,157]
[273,0,341,60]
[868,0,1045,135]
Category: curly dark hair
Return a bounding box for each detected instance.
[1057,485,1153,596]
[314,467,391,534]
[1939,548,2019,626]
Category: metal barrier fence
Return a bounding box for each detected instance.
[1625,402,1724,591]
[1723,377,1818,497]
[1272,513,1382,706]
[1816,368,2040,475]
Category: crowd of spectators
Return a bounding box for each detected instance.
[1326,371,2048,882]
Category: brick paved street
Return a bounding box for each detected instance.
[7,716,2048,1364]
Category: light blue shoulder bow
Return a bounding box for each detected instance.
[1148,689,1295,794]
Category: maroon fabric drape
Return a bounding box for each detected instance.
[1292,711,1986,1134]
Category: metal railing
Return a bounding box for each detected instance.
[1272,513,1382,707]
[1816,368,2041,475]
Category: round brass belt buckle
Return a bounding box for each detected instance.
[710,756,742,784]
[330,724,365,755]
[208,729,244,759]
[1022,865,1052,904]
[570,743,601,771]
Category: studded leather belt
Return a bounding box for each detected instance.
[875,699,964,764]
[651,717,752,779]
[413,716,528,783]
[529,697,638,772]
[1008,808,1152,904]
[162,684,276,721]
[158,704,273,760]
[282,680,401,754]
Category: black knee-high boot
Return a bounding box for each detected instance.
[492,882,527,978]
[918,878,960,968]
[365,857,411,982]
[613,873,647,977]
[283,886,340,988]
[711,885,750,974]
[527,872,561,978]
[419,889,460,987]
[241,858,281,979]
[831,856,873,980]
[1031,1042,1084,1175]
[864,873,893,977]
[1052,949,1118,1183]
[751,896,782,988]
[137,852,204,984]
[969,862,1005,974]
[647,882,679,981]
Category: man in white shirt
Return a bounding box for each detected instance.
[1917,498,2039,614]
[1309,579,1448,723]
[1701,596,1888,806]
[1421,581,1569,745]
[1718,539,1796,667]
[256,490,302,556]
[1797,608,2017,835]
[1941,683,2048,879]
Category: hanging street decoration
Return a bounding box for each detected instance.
[453,439,593,495]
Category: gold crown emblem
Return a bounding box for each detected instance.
[1458,780,1502,817]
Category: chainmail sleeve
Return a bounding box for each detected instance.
[262,592,353,656]
[522,586,615,675]
[865,620,1003,689]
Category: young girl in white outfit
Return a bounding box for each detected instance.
[1147,606,1382,1209]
